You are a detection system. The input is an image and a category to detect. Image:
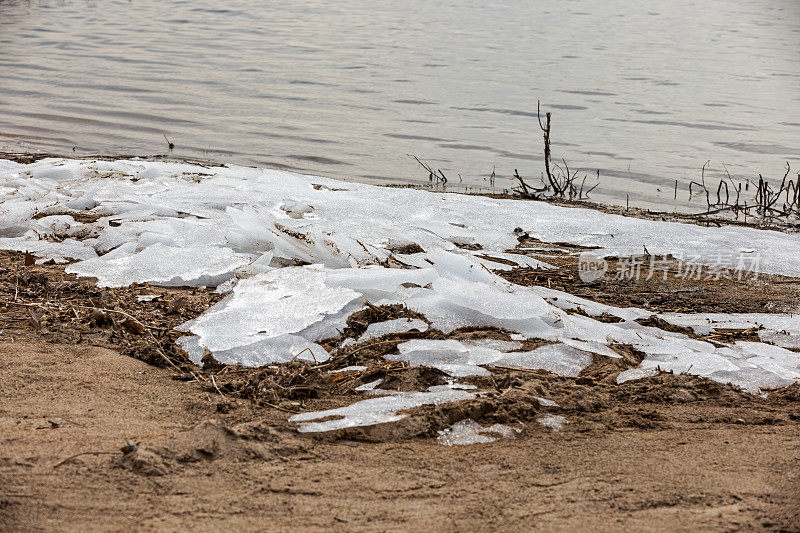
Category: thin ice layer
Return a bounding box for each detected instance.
[3,158,800,276]
[437,419,519,446]
[65,243,249,287]
[289,386,475,432]
[617,340,800,394]
[391,339,594,377]
[178,266,359,354]
[3,159,800,395]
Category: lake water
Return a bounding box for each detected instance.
[1,0,798,209]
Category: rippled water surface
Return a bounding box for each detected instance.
[1,0,798,208]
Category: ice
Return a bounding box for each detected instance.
[354,379,384,391]
[494,344,594,377]
[391,339,594,377]
[659,312,800,349]
[0,236,99,262]
[391,339,499,376]
[177,267,359,354]
[203,335,329,366]
[617,339,800,394]
[469,251,554,271]
[437,419,519,446]
[354,318,429,343]
[463,339,524,352]
[329,365,368,374]
[559,338,622,359]
[537,414,567,432]
[65,243,249,288]
[3,158,800,395]
[535,397,560,407]
[290,385,475,432]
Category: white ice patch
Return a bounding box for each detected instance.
[177,267,359,358]
[437,419,520,446]
[353,318,429,344]
[290,385,475,432]
[617,340,800,394]
[659,312,800,349]
[537,414,568,432]
[493,344,594,377]
[354,379,384,391]
[66,243,249,288]
[3,159,800,395]
[328,365,368,374]
[535,397,559,407]
[391,339,594,377]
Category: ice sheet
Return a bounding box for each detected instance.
[3,158,800,395]
[537,414,568,432]
[289,385,475,432]
[437,419,519,446]
[177,267,359,356]
[65,243,250,288]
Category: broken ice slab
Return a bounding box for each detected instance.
[437,419,520,446]
[658,312,800,343]
[463,339,524,352]
[469,251,554,271]
[0,237,99,263]
[391,339,595,378]
[559,338,622,359]
[537,414,567,432]
[617,340,800,394]
[177,333,329,366]
[350,318,429,345]
[391,339,502,377]
[290,385,475,433]
[65,243,250,288]
[492,343,595,377]
[535,397,559,407]
[178,266,360,354]
[354,379,384,391]
[328,365,368,374]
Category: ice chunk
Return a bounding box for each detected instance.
[391,339,502,376]
[355,379,384,391]
[66,243,249,288]
[535,397,559,407]
[559,338,622,359]
[437,419,519,446]
[326,266,437,295]
[290,385,475,432]
[0,237,98,262]
[537,414,567,432]
[354,318,429,343]
[463,339,524,352]
[493,343,594,377]
[470,251,553,271]
[208,335,330,366]
[179,266,359,354]
[392,339,596,378]
[617,338,800,394]
[329,365,368,374]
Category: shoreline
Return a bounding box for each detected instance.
[3,151,797,234]
[1,156,799,530]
